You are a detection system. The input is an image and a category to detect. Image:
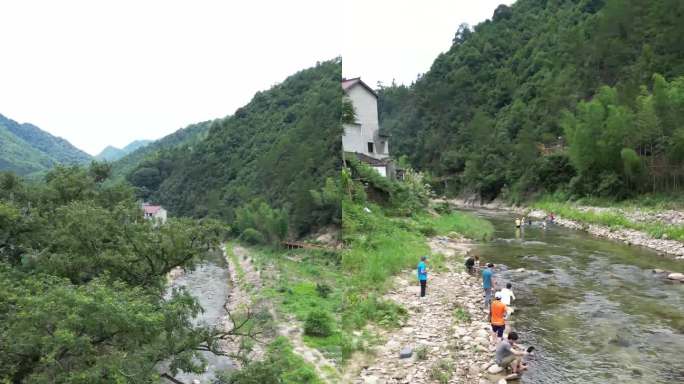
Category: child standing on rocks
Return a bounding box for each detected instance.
[417,255,428,297]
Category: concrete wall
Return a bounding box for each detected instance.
[342,84,389,159]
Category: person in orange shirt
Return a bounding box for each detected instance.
[490,291,508,343]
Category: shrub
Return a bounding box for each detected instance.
[315,283,332,298]
[242,228,266,245]
[415,345,428,360]
[304,309,334,337]
[429,359,454,384]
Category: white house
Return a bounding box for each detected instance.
[142,203,167,223]
[342,77,393,177]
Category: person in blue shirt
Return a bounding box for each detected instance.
[482,263,495,309]
[417,255,428,297]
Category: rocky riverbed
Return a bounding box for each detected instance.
[356,235,520,384]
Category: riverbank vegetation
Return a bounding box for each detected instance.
[533,196,684,241]
[378,0,684,205]
[0,165,247,382]
[241,161,493,376]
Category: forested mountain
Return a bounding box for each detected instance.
[111,120,210,180]
[0,114,91,175]
[378,0,684,202]
[95,140,152,161]
[127,59,342,235]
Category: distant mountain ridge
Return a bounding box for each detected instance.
[95,140,152,161]
[0,113,92,176]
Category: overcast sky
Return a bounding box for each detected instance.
[0,0,340,155]
[1,0,513,155]
[343,0,515,88]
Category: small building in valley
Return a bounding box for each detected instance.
[342,77,396,178]
[142,203,167,223]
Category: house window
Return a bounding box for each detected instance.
[367,142,374,153]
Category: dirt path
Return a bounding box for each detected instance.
[354,236,502,384]
[225,244,341,383]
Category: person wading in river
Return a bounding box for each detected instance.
[417,255,428,298]
[495,332,529,375]
[482,263,495,309]
[490,292,507,343]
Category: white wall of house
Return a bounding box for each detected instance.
[342,83,389,159]
[153,208,168,223]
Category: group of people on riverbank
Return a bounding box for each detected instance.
[417,254,531,377]
[480,262,529,375]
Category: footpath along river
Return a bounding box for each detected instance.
[469,209,684,384]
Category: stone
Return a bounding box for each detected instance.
[498,379,508,384]
[667,272,684,281]
[653,269,665,274]
[488,364,504,374]
[399,347,413,359]
[476,329,490,339]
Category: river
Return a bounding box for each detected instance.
[470,209,684,384]
[163,255,234,383]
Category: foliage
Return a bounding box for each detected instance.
[429,359,454,384]
[0,164,235,382]
[217,337,321,384]
[126,59,342,236]
[415,345,429,361]
[304,309,334,337]
[378,0,684,202]
[234,199,289,245]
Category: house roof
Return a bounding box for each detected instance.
[143,205,162,215]
[346,151,391,166]
[341,77,377,98]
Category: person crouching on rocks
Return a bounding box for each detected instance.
[417,255,428,298]
[495,332,529,375]
[490,291,507,343]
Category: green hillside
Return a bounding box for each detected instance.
[378,0,684,202]
[126,59,342,235]
[96,140,152,162]
[0,114,91,176]
[111,121,210,179]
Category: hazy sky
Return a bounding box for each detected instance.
[0,0,340,155]
[343,0,515,88]
[1,0,512,155]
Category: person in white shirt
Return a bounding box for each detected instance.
[500,282,515,305]
[500,282,516,321]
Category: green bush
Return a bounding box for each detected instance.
[242,228,266,245]
[304,309,334,337]
[315,283,332,298]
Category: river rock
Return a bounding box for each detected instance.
[476,329,490,339]
[488,364,504,374]
[667,272,684,281]
[498,379,508,384]
[653,269,665,273]
[399,347,413,359]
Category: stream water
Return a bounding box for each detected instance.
[470,209,684,383]
[163,255,234,383]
